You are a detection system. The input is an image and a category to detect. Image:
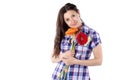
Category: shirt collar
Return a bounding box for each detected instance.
[81,25,90,35]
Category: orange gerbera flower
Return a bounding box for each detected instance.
[65,28,78,36]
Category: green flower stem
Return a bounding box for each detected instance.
[64,65,69,80]
[58,70,64,80]
[58,34,76,80]
[58,65,69,80]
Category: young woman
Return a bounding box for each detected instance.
[51,3,102,80]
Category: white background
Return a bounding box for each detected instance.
[0,0,120,80]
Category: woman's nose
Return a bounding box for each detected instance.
[70,19,75,23]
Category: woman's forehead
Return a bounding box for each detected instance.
[64,10,78,18]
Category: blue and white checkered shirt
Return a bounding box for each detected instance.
[52,25,101,80]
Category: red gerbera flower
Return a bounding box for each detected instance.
[76,32,88,45]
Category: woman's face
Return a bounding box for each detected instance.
[64,10,82,28]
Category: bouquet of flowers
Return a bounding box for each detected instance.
[58,27,91,80]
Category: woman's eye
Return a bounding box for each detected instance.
[66,19,69,21]
[72,14,75,17]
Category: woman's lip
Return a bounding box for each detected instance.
[71,22,77,26]
[71,24,77,26]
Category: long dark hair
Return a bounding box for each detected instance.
[53,3,79,58]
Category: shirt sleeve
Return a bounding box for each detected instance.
[90,31,102,50]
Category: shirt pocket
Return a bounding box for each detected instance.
[75,44,90,60]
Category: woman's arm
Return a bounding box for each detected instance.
[51,50,75,63]
[62,44,103,66]
[51,52,61,63]
[51,55,61,63]
[75,43,102,66]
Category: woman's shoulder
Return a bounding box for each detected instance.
[83,25,99,35]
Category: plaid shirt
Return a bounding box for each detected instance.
[52,25,101,80]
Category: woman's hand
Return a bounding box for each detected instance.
[60,50,75,59]
[62,55,77,65]
[60,50,77,65]
[51,50,75,63]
